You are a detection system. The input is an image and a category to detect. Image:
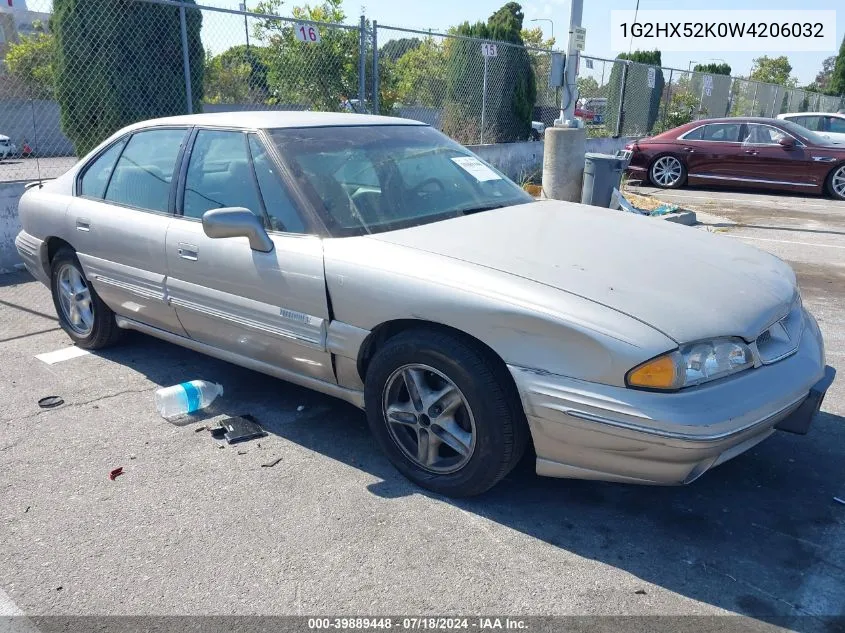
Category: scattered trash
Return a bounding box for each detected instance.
[222,415,267,444]
[154,380,223,418]
[194,426,206,433]
[262,457,283,468]
[24,506,30,513]
[634,589,647,595]
[38,396,64,409]
[209,425,227,440]
[129,455,137,460]
[612,189,680,217]
[237,451,247,456]
[297,405,306,412]
[834,497,845,505]
[56,587,62,592]
[108,467,124,481]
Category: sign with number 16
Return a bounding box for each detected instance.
[295,23,321,42]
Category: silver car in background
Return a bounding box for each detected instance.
[15,112,834,497]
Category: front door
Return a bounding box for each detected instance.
[735,123,818,188]
[67,127,190,335]
[164,128,335,384]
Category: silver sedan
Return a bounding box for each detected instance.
[15,112,835,497]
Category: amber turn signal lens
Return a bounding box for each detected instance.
[627,354,681,390]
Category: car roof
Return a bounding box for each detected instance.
[691,117,790,125]
[126,111,426,132]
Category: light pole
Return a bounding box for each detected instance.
[529,18,554,43]
[239,2,250,51]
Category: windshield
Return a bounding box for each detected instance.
[778,119,833,146]
[268,125,532,237]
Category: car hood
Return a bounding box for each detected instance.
[368,200,797,343]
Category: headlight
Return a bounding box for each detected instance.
[626,338,755,390]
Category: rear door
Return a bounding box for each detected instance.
[67,127,189,334]
[677,122,744,180]
[164,128,335,383]
[735,123,818,188]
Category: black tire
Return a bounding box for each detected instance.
[648,154,687,189]
[825,164,845,201]
[50,247,122,349]
[364,328,529,497]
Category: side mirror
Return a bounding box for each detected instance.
[202,207,274,253]
[778,136,796,149]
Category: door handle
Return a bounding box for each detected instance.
[177,242,198,261]
[75,218,91,232]
[682,147,695,153]
[745,150,758,155]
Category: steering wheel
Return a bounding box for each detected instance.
[410,178,446,196]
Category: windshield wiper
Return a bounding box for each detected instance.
[457,203,507,216]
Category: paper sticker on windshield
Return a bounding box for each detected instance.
[451,157,502,182]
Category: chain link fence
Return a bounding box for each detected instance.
[1,0,845,184]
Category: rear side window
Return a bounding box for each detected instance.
[104,128,187,212]
[793,116,823,131]
[79,138,127,199]
[699,123,741,141]
[183,130,263,221]
[680,126,703,140]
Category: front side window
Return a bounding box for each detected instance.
[827,116,845,134]
[79,138,128,199]
[269,125,532,237]
[799,116,824,131]
[104,128,187,212]
[742,124,787,145]
[247,136,306,234]
[183,130,263,220]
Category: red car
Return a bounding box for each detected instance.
[626,117,845,201]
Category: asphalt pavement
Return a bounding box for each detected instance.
[0,187,843,631]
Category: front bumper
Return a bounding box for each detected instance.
[510,312,833,485]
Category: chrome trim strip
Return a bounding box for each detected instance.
[812,156,837,162]
[693,174,817,187]
[115,316,364,408]
[169,296,324,348]
[93,275,166,301]
[559,394,806,443]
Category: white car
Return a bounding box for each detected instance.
[777,112,845,144]
[0,135,18,160]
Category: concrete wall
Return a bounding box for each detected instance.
[469,136,633,182]
[0,181,24,273]
[0,100,75,157]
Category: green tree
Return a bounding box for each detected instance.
[576,76,599,98]
[54,0,204,157]
[204,45,271,105]
[605,50,664,136]
[254,0,359,111]
[393,38,447,107]
[749,55,797,87]
[380,38,421,63]
[693,62,731,76]
[441,2,536,143]
[4,23,54,99]
[830,37,845,97]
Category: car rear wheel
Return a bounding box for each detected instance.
[364,329,528,497]
[50,247,122,349]
[827,164,845,201]
[649,155,686,189]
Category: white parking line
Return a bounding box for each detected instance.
[732,235,845,250]
[34,346,90,365]
[0,588,23,617]
[0,588,40,633]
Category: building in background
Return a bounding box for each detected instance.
[1,0,51,68]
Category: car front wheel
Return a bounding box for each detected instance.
[364,329,528,497]
[827,164,845,201]
[50,247,122,349]
[649,155,687,189]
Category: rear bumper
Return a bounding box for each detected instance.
[14,230,49,285]
[509,312,832,485]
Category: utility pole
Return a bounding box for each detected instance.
[557,0,583,126]
[239,2,250,51]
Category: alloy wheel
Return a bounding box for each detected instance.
[382,363,477,474]
[56,263,94,336]
[832,165,845,199]
[651,156,683,187]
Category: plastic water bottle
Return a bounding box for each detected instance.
[154,380,223,418]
